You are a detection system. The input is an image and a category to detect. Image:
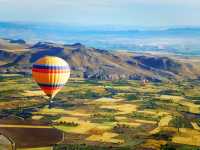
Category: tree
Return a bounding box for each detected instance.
[171,115,191,132]
[161,144,176,150]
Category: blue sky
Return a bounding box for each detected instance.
[0,0,200,27]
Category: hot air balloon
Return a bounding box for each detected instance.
[32,56,70,102]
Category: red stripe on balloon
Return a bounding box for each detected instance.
[32,68,68,73]
[40,86,62,91]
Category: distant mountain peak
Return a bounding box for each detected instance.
[31,41,63,49]
[64,43,85,49]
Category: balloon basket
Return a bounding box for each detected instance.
[48,101,53,109]
[48,98,54,109]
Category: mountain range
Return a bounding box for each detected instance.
[0,38,200,82]
[1,22,200,56]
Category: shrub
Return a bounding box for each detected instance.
[140,100,158,109]
[161,143,176,150]
[125,94,139,101]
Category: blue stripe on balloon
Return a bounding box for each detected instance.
[33,64,70,70]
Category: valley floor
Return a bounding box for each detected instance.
[0,74,200,150]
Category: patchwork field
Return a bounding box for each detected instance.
[0,75,200,149]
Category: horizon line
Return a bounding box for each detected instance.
[1,21,200,30]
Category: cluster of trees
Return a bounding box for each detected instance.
[54,121,79,127]
[90,113,116,123]
[160,144,176,150]
[140,100,158,109]
[159,89,183,96]
[124,94,139,101]
[66,90,101,99]
[54,144,130,150]
[131,112,160,122]
[113,123,132,134]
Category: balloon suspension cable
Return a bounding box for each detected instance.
[50,96,53,103]
[48,96,54,109]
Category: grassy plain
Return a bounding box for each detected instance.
[0,75,200,149]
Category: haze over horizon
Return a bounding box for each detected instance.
[0,0,200,27]
[0,0,200,56]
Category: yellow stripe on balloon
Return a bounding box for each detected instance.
[32,72,69,84]
[36,56,68,66]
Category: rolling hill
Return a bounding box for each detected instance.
[0,38,200,81]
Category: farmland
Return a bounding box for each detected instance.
[0,74,200,149]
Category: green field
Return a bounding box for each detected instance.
[0,74,200,150]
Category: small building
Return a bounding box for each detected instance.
[0,119,63,150]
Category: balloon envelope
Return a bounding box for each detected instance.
[32,56,70,99]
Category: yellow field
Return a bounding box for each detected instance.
[158,95,200,114]
[117,122,141,127]
[184,87,200,97]
[178,101,200,114]
[100,104,137,115]
[115,116,127,121]
[150,115,172,134]
[95,97,122,103]
[158,115,172,127]
[35,108,91,117]
[22,90,45,97]
[138,110,169,117]
[34,108,70,115]
[172,128,200,146]
[54,117,81,123]
[54,115,115,134]
[0,74,23,77]
[62,85,106,94]
[191,122,200,130]
[32,115,43,120]
[55,121,114,134]
[134,119,157,124]
[0,99,45,109]
[66,122,97,134]
[158,95,184,102]
[134,85,160,93]
[143,139,167,150]
[86,132,124,144]
[113,86,132,91]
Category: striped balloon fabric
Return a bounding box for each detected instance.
[32,56,70,99]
